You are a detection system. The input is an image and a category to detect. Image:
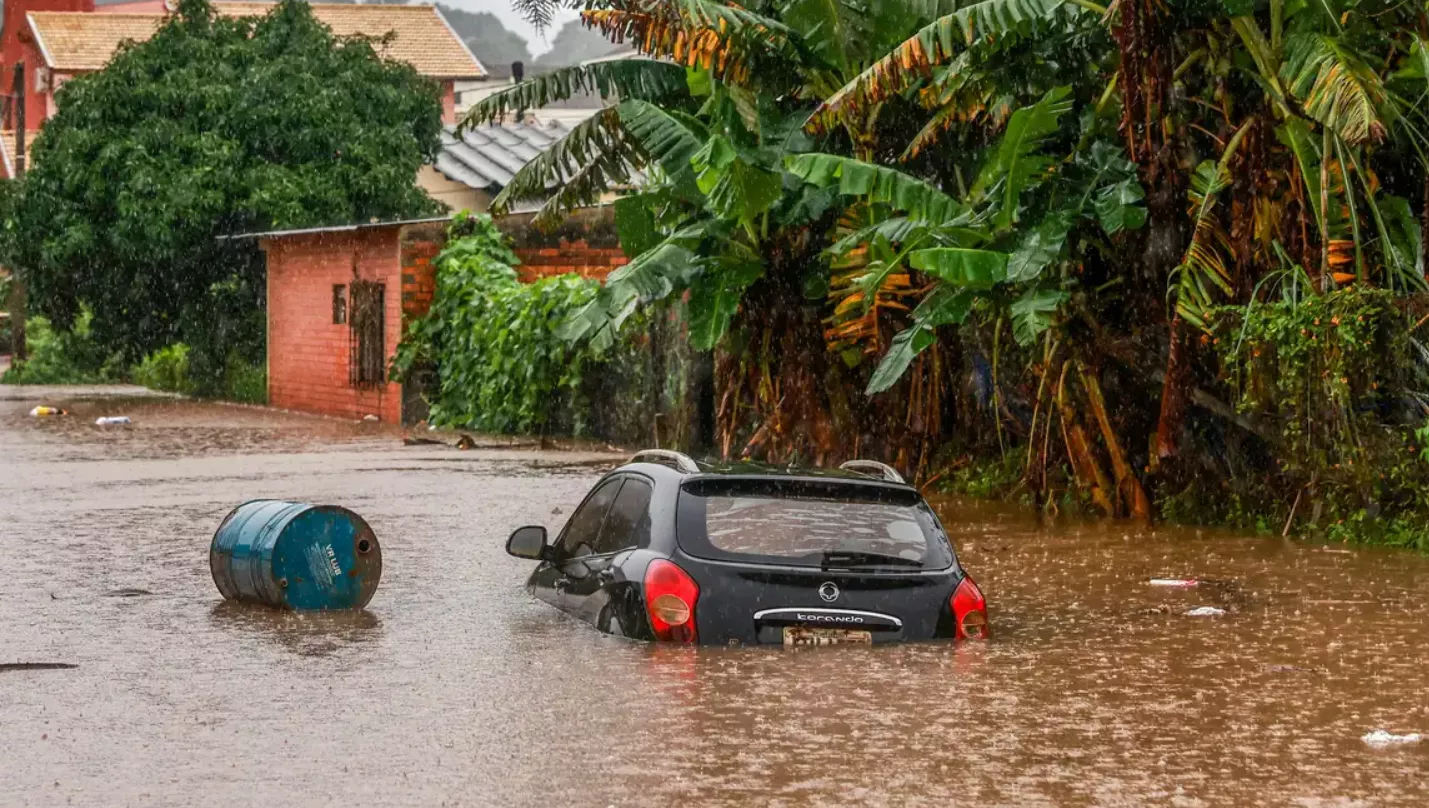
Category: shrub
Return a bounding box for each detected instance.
[132,343,265,403]
[132,344,197,394]
[391,213,600,434]
[223,355,267,404]
[0,310,124,384]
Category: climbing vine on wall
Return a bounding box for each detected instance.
[1215,288,1412,477]
[391,214,601,435]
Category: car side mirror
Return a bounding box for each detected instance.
[507,525,549,560]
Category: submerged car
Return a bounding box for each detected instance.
[506,450,988,646]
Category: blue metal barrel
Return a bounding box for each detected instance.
[210,500,382,610]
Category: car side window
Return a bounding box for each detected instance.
[593,478,653,555]
[558,478,622,558]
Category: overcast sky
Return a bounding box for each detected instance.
[441,0,581,58]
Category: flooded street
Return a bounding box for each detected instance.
[3,388,1428,806]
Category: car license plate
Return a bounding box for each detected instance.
[783,627,872,647]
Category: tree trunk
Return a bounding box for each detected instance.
[1153,313,1191,464]
[1056,361,1115,515]
[1078,360,1152,520]
[5,274,25,363]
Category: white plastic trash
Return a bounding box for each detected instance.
[1185,606,1226,617]
[1362,730,1423,747]
[1150,578,1199,587]
[95,416,131,426]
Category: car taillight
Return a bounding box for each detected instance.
[644,559,699,643]
[952,575,989,640]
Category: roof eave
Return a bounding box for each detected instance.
[227,215,453,242]
[25,13,60,69]
[430,5,487,80]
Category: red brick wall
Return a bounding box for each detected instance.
[264,229,404,423]
[399,223,444,320]
[515,239,628,282]
[440,81,457,125]
[261,217,626,424]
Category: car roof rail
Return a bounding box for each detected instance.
[630,449,701,473]
[839,460,906,484]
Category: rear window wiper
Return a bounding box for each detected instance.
[818,551,923,569]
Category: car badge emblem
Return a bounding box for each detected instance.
[818,581,840,603]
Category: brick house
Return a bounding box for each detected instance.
[0,0,487,176]
[254,211,630,424]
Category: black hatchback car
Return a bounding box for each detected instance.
[506,451,988,646]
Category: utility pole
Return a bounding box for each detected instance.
[5,61,26,363]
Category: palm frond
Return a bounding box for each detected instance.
[512,0,565,31]
[970,86,1073,229]
[1281,32,1387,145]
[830,215,935,255]
[865,286,975,394]
[1172,123,1251,331]
[559,222,712,352]
[903,90,986,161]
[807,0,1079,135]
[582,0,793,85]
[786,153,962,222]
[460,61,688,128]
[617,99,708,199]
[488,109,642,229]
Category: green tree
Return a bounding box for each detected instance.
[486,1,1429,537]
[438,4,533,69]
[532,18,623,66]
[4,0,442,389]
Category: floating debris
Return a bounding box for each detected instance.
[1150,578,1199,588]
[1185,606,1226,617]
[211,500,382,610]
[0,662,78,672]
[28,406,67,417]
[105,588,153,598]
[95,416,131,426]
[1362,730,1423,747]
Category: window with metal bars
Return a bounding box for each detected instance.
[348,280,385,388]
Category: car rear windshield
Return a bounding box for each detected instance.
[675,478,955,570]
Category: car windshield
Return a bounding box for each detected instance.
[676,479,955,570]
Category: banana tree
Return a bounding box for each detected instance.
[462,0,1116,469]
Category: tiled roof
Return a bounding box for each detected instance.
[434,120,577,191]
[0,131,34,179]
[27,3,485,78]
[27,13,162,71]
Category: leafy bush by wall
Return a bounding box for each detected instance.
[0,310,125,384]
[1207,286,1429,548]
[223,357,267,405]
[133,342,266,403]
[133,344,198,395]
[392,214,602,434]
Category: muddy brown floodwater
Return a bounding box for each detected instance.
[3,387,1429,806]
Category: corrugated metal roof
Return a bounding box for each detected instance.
[226,216,452,241]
